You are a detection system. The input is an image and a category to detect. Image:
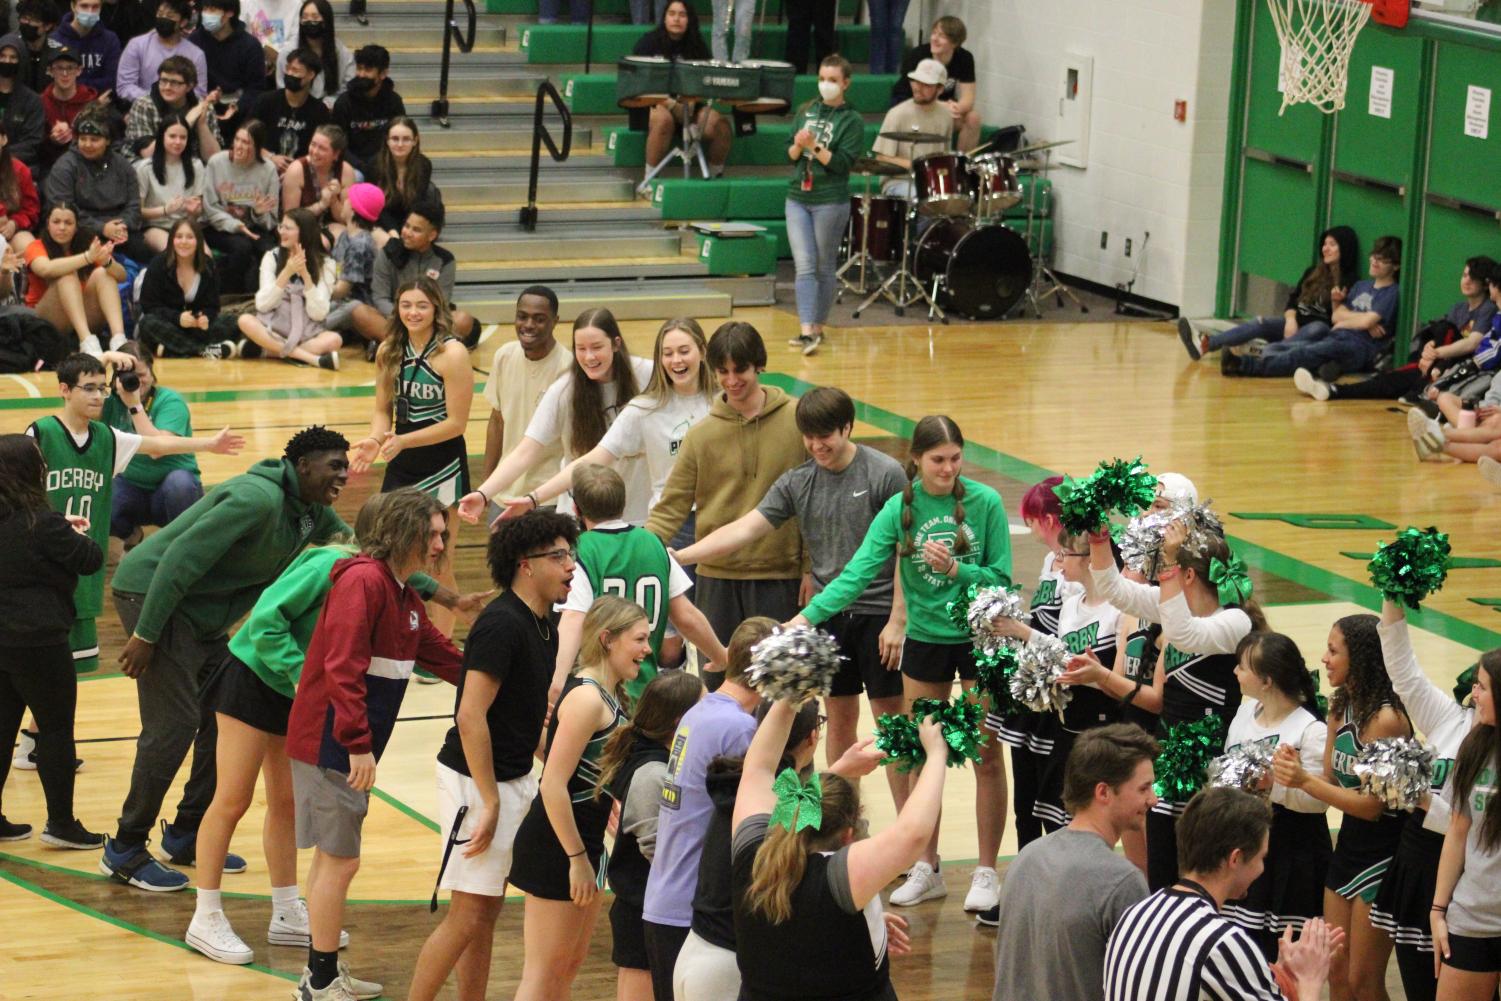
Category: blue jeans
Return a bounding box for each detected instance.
[1206,316,1331,352]
[629,0,666,24]
[538,0,590,23]
[110,469,203,539]
[710,0,755,62]
[1240,327,1381,378]
[866,0,911,75]
[785,198,850,327]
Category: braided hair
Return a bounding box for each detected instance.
[1327,613,1405,729]
[899,415,968,557]
[284,425,350,463]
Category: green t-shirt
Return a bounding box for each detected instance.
[786,101,865,206]
[102,386,201,490]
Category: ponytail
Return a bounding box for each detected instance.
[899,459,917,556]
[1236,631,1324,720]
[744,772,861,924]
[1175,529,1268,631]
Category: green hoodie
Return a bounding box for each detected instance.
[112,458,351,643]
[226,544,438,699]
[787,100,864,206]
[801,476,1012,644]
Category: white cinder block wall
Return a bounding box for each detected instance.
[902,0,1238,314]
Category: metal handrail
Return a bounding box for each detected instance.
[431,0,479,127]
[520,80,573,231]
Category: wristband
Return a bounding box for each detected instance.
[945,556,957,574]
[1432,904,1449,913]
[1120,680,1143,706]
[476,487,490,503]
[527,492,539,509]
[567,848,587,858]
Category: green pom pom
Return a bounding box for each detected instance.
[947,583,980,633]
[877,697,989,771]
[1152,715,1225,803]
[975,646,1021,717]
[1308,669,1329,717]
[1368,526,1451,610]
[874,713,924,773]
[1054,457,1159,535]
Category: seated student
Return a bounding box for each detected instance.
[1410,289,1501,466]
[0,36,47,170]
[16,0,65,95]
[236,205,341,368]
[54,0,121,98]
[1228,236,1401,379]
[351,200,477,346]
[134,113,206,253]
[632,1,730,180]
[1296,256,1498,403]
[320,180,379,353]
[25,200,128,354]
[132,218,224,358]
[39,44,104,174]
[891,16,979,151]
[1182,226,1359,362]
[114,0,207,103]
[0,122,40,253]
[279,121,353,229]
[188,0,266,131]
[248,48,330,171]
[331,44,402,176]
[43,111,151,262]
[368,114,437,247]
[871,58,951,196]
[273,0,352,107]
[201,117,277,293]
[122,53,221,158]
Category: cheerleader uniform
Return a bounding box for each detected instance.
[1369,616,1472,1001]
[509,676,626,900]
[1119,618,1162,734]
[1221,700,1332,959]
[1324,703,1409,904]
[1031,592,1120,831]
[381,336,470,507]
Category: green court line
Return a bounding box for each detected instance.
[0,865,299,983]
[371,786,440,833]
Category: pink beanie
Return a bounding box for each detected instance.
[346,182,386,224]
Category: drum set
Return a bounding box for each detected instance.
[842,136,1084,322]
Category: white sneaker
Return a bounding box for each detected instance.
[108,332,127,352]
[12,730,35,770]
[1480,455,1501,488]
[1408,408,1446,460]
[294,970,357,1001]
[186,909,254,965]
[268,900,350,949]
[1293,367,1331,401]
[339,961,382,1001]
[888,860,946,906]
[963,866,999,912]
[79,334,103,359]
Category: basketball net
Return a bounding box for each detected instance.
[1267,0,1373,114]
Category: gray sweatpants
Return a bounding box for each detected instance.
[112,591,229,846]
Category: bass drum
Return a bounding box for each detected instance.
[914,220,1032,319]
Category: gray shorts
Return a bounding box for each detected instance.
[322,299,364,333]
[292,758,369,857]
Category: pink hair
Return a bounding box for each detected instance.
[1019,475,1064,523]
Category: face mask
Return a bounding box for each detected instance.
[199,12,221,31]
[817,79,841,102]
[74,11,100,28]
[299,20,322,38]
[18,24,40,41]
[348,76,373,96]
[0,62,18,78]
[283,74,305,92]
[154,16,177,37]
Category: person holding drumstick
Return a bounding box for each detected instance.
[785,55,863,357]
[632,1,731,179]
[871,59,952,200]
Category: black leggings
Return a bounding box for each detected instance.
[1009,746,1042,848]
[1394,943,1437,1001]
[0,642,78,825]
[785,0,836,73]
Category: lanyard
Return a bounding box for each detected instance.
[397,335,439,423]
[430,804,470,912]
[1174,878,1218,909]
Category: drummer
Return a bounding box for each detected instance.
[871,59,953,200]
[631,0,732,177]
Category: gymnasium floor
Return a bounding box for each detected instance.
[1,307,1491,999]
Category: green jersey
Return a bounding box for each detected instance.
[28,416,135,617]
[398,336,448,429]
[573,524,676,700]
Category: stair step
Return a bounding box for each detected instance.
[339,17,508,46]
[441,178,641,204]
[460,282,734,323]
[519,22,869,65]
[423,123,594,151]
[447,229,684,262]
[455,255,707,282]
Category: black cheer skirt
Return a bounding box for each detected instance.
[1225,805,1333,959]
[1370,810,1444,953]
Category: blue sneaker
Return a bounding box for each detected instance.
[98,837,189,892]
[158,821,247,874]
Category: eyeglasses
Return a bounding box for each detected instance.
[158,76,187,87]
[72,384,109,396]
[526,547,577,566]
[815,714,828,729]
[1057,550,1090,560]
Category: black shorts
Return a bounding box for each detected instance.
[900,638,977,684]
[1444,931,1501,973]
[213,654,294,736]
[610,896,650,971]
[825,612,903,701]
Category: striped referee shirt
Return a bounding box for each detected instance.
[1104,887,1287,1001]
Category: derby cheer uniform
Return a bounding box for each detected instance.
[1325,703,1409,904]
[381,337,468,507]
[1221,700,1331,957]
[1118,616,1163,734]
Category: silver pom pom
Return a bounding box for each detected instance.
[1354,736,1436,812]
[746,625,845,703]
[1008,635,1073,714]
[1120,509,1178,578]
[1207,737,1277,796]
[967,586,1027,659]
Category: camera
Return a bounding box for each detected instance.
[115,370,141,393]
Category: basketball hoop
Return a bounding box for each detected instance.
[1267,0,1408,115]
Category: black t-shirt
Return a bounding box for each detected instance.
[891,43,976,105]
[250,89,333,160]
[627,28,710,131]
[436,589,556,783]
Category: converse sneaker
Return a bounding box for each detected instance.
[186,908,254,965]
[40,818,103,849]
[267,899,351,949]
[974,904,1000,927]
[1480,455,1501,488]
[159,820,247,873]
[200,341,238,360]
[99,837,189,891]
[1176,317,1201,361]
[317,351,340,371]
[0,816,32,840]
[887,860,946,906]
[800,332,823,356]
[1408,408,1446,460]
[962,866,1000,912]
[295,970,357,1001]
[1293,368,1331,402]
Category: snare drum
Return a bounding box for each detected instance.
[914,219,1032,318]
[616,56,674,109]
[847,194,906,264]
[912,152,974,217]
[676,60,761,102]
[736,59,794,114]
[969,153,1022,223]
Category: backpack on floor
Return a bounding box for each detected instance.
[0,308,71,372]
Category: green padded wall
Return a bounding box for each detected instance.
[1239,158,1318,288]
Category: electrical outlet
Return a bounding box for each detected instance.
[1100,231,1108,249]
[1125,238,1133,257]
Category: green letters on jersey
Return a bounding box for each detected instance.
[577,525,670,700]
[30,417,115,617]
[399,338,448,428]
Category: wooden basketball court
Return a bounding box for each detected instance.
[1,308,1490,999]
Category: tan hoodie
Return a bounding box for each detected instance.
[647,384,806,580]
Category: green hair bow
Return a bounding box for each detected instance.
[769,768,823,833]
[1209,553,1253,606]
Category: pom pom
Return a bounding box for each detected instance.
[873,713,924,773]
[1368,526,1451,610]
[1119,508,1179,578]
[1207,738,1276,796]
[1008,635,1073,714]
[873,697,988,771]
[1354,736,1436,812]
[1153,715,1225,803]
[1053,457,1159,535]
[965,584,1026,656]
[745,625,844,703]
[974,645,1021,718]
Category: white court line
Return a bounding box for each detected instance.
[3,374,40,398]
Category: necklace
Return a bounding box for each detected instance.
[532,614,551,641]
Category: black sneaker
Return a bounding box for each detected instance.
[1176,317,1201,361]
[975,904,1000,927]
[1316,360,1342,382]
[317,351,340,371]
[1220,350,1242,376]
[41,818,104,849]
[801,332,823,356]
[0,816,33,840]
[364,340,378,363]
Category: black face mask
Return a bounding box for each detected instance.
[0,63,19,79]
[347,76,374,96]
[299,20,322,38]
[283,74,305,93]
[154,16,177,37]
[18,24,40,42]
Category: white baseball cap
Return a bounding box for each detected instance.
[1156,472,1199,508]
[908,58,948,87]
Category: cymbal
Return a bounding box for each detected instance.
[877,128,949,144]
[851,156,907,176]
[1011,138,1075,156]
